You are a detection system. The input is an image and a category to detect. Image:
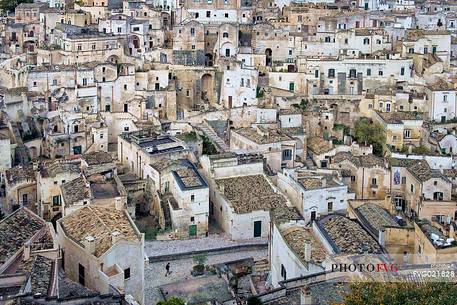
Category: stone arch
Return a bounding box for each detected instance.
[201,73,213,103]
[107,55,120,64]
[265,48,272,66]
[131,35,140,49]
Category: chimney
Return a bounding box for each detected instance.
[23,244,31,261]
[304,242,312,261]
[111,231,122,244]
[83,235,96,255]
[378,229,385,247]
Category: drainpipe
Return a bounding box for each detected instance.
[361,167,365,199]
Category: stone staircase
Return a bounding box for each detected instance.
[160,199,172,229]
[252,258,270,274]
[194,122,229,152]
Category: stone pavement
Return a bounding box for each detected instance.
[145,234,268,259]
[145,249,268,305]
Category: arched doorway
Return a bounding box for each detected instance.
[131,35,140,49]
[265,48,272,66]
[205,53,213,67]
[201,74,213,103]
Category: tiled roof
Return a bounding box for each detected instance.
[407,160,432,182]
[358,155,385,168]
[271,206,302,224]
[375,111,422,124]
[60,206,139,257]
[443,169,457,178]
[82,151,113,165]
[6,165,36,185]
[61,177,91,206]
[0,208,45,265]
[282,226,327,265]
[29,255,53,296]
[319,214,382,254]
[216,175,287,214]
[332,152,385,168]
[39,161,80,178]
[307,137,333,155]
[356,203,401,235]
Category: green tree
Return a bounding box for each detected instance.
[0,0,33,15]
[157,297,186,305]
[247,296,263,305]
[343,282,457,305]
[353,118,386,156]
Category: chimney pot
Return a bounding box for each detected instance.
[304,242,312,261]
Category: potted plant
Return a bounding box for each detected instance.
[191,254,207,276]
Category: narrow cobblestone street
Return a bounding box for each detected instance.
[145,234,268,258]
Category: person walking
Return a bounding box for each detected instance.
[165,262,171,276]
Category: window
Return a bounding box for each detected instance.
[408,48,414,54]
[52,195,61,206]
[328,69,335,78]
[378,70,383,76]
[191,195,195,202]
[124,268,131,280]
[124,126,129,131]
[433,192,444,201]
[105,105,110,112]
[351,176,356,182]
[79,264,85,286]
[400,67,405,76]
[315,70,319,78]
[91,44,96,50]
[190,28,195,36]
[363,38,370,45]
[246,79,250,88]
[124,84,127,90]
[444,94,448,102]
[349,69,356,78]
[402,177,406,185]
[206,11,210,17]
[328,202,333,212]
[223,32,229,38]
[404,129,411,139]
[280,264,287,280]
[224,13,229,18]
[289,82,295,92]
[410,184,414,192]
[282,149,292,161]
[298,15,302,22]
[190,216,195,222]
[367,68,371,76]
[77,45,82,51]
[386,103,391,112]
[371,178,377,186]
[82,78,87,86]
